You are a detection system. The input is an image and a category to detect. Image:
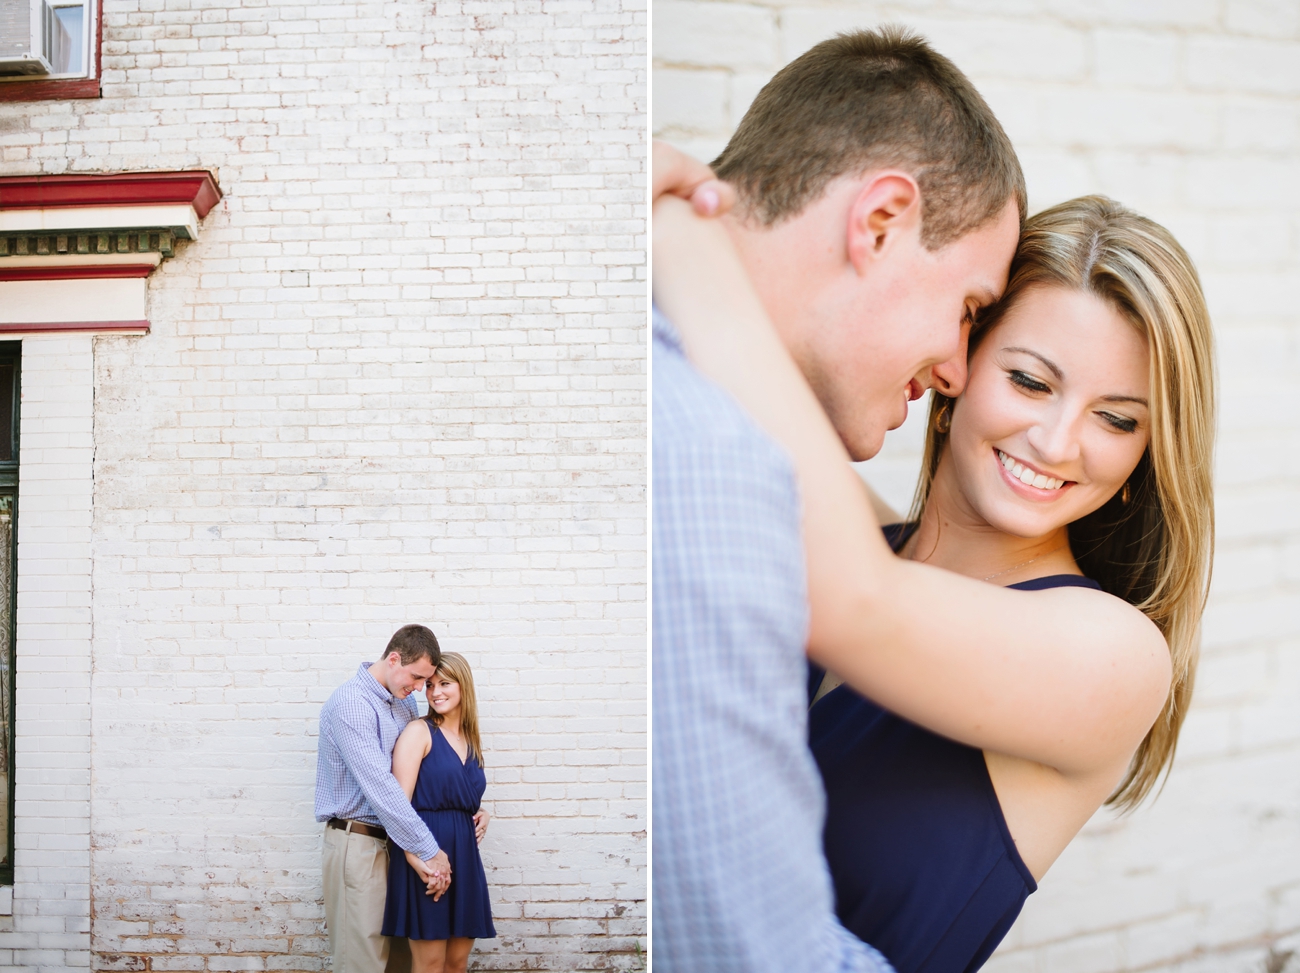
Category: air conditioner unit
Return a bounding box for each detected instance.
[0,0,63,77]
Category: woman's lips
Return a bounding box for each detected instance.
[907,379,924,401]
[995,448,1074,500]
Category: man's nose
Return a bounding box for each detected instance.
[927,321,971,397]
[928,358,966,397]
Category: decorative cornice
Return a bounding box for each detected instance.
[0,264,155,282]
[0,320,149,334]
[0,230,178,258]
[0,171,221,218]
[0,171,220,335]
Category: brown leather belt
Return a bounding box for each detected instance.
[328,817,388,841]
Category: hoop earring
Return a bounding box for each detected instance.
[1120,481,1131,505]
[934,400,953,435]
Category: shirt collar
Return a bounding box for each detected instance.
[357,661,395,702]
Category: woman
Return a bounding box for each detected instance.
[384,652,496,973]
[654,190,1214,971]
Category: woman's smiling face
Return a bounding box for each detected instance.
[940,283,1151,538]
[427,672,462,718]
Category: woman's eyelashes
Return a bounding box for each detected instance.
[1008,369,1050,394]
[1099,411,1139,433]
[1007,369,1141,433]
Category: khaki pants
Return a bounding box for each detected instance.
[322,825,411,973]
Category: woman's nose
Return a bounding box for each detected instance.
[1026,413,1081,466]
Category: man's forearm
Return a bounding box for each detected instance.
[333,721,441,859]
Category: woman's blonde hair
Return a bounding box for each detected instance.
[426,651,484,768]
[911,195,1216,810]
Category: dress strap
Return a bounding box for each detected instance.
[1007,574,1101,592]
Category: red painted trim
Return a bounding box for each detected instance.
[0,0,103,103]
[0,265,154,282]
[0,171,222,218]
[0,78,99,102]
[0,320,149,334]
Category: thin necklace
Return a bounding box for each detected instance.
[982,544,1067,582]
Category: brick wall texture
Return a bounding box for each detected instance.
[0,0,647,971]
[655,2,1300,972]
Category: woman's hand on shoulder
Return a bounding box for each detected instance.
[653,141,736,216]
[473,808,490,845]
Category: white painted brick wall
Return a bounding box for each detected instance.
[655,3,1300,971]
[3,337,96,972]
[0,0,646,970]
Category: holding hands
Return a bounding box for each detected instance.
[405,848,452,900]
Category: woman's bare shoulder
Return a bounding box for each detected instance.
[1037,584,1171,695]
[398,718,434,746]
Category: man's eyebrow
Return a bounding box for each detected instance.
[1003,346,1063,379]
[973,286,999,308]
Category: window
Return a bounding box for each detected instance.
[0,0,98,101]
[0,342,17,886]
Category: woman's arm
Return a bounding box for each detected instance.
[392,721,451,899]
[858,474,902,526]
[392,720,432,802]
[652,140,736,216]
[652,195,1171,781]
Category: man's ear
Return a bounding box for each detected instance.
[846,172,922,275]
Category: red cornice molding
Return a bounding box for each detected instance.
[0,265,155,282]
[0,320,149,334]
[0,171,222,218]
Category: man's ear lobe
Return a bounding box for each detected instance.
[846,172,922,274]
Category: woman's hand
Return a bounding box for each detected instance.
[653,140,736,216]
[472,809,490,845]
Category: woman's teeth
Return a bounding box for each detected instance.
[998,450,1065,490]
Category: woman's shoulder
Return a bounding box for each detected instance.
[1031,582,1170,694]
[398,717,434,746]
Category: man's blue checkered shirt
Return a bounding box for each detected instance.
[652,310,892,973]
[314,662,441,860]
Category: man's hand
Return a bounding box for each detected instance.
[472,809,490,845]
[403,849,452,900]
[653,140,736,216]
[423,849,452,900]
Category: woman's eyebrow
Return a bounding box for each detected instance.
[1003,346,1149,406]
[1003,346,1062,379]
[1101,394,1149,407]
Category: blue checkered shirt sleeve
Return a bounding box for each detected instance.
[651,311,893,973]
[315,665,441,861]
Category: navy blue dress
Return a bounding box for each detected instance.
[382,722,496,941]
[809,529,1101,973]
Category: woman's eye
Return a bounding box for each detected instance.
[1008,370,1050,393]
[1100,412,1138,433]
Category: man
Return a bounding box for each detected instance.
[316,624,453,973]
[652,27,1025,972]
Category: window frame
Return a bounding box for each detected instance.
[0,0,99,102]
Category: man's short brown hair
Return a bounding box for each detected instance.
[381,624,442,666]
[711,26,1027,248]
